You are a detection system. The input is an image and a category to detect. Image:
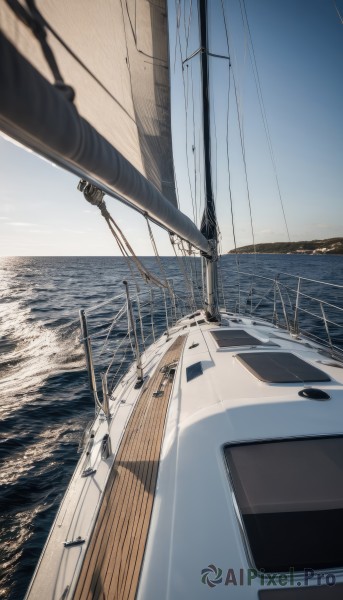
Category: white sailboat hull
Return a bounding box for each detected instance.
[26,312,343,598]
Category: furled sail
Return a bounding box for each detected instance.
[0,0,209,252]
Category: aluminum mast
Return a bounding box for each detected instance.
[198,0,220,321]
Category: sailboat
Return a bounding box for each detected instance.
[1,0,343,599]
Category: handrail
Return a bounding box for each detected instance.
[276,283,343,313]
[79,269,342,425]
[271,271,343,289]
[232,268,343,290]
[224,268,342,355]
[84,292,126,314]
[79,280,196,418]
[236,266,343,290]
[296,306,343,329]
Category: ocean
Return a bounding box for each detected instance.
[0,254,342,599]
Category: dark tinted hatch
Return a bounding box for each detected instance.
[211,329,264,347]
[236,352,330,383]
[186,361,203,382]
[225,437,343,572]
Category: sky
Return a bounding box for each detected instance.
[0,0,342,256]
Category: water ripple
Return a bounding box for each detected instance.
[0,255,341,599]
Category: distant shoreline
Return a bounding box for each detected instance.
[227,237,343,255]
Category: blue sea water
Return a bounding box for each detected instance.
[0,254,342,599]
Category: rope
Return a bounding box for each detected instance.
[145,215,174,329]
[79,181,166,289]
[170,234,196,312]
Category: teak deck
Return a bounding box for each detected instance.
[74,335,186,600]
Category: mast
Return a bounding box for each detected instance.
[198,0,220,321]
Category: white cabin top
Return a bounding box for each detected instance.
[138,314,343,599]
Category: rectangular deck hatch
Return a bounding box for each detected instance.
[236,352,330,383]
[225,436,343,572]
[186,361,203,382]
[211,329,264,347]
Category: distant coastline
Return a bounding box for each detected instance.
[227,237,343,255]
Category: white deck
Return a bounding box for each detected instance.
[26,313,343,599]
[137,314,343,599]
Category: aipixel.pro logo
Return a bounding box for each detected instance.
[201,564,223,588]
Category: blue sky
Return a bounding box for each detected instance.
[0,0,342,256]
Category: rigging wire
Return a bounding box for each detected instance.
[145,216,169,286]
[180,240,197,310]
[170,234,196,312]
[99,304,127,357]
[233,77,256,256]
[239,0,291,242]
[179,45,198,223]
[184,63,198,223]
[108,333,131,392]
[184,241,199,307]
[333,0,343,24]
[145,216,174,329]
[218,0,247,311]
[220,0,257,259]
[217,238,227,311]
[184,0,193,57]
[190,63,200,227]
[173,0,181,72]
[191,247,202,306]
[211,70,219,206]
[175,2,205,228]
[175,9,192,216]
[226,69,240,267]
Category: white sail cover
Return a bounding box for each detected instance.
[0,0,209,252]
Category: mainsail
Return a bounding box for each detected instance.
[0,0,209,252]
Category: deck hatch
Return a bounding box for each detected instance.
[224,436,343,572]
[211,329,264,347]
[236,352,330,383]
[186,361,203,381]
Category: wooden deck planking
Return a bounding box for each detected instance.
[73,335,186,600]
